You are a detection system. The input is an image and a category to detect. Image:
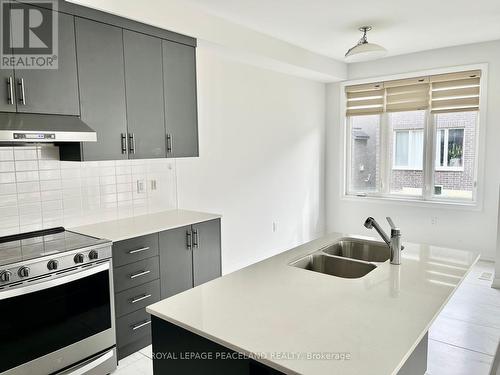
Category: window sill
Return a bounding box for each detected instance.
[392,167,423,171]
[342,193,480,211]
[435,167,465,172]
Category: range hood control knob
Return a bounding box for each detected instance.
[18,267,30,278]
[47,260,58,271]
[0,270,12,282]
[74,253,85,264]
[88,250,98,260]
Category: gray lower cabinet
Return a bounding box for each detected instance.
[75,18,128,161]
[159,219,221,299]
[113,233,161,360]
[13,7,79,115]
[159,225,194,299]
[192,220,222,287]
[123,30,166,159]
[162,40,199,158]
[112,220,221,359]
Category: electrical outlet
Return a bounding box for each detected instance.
[272,221,278,233]
[431,216,438,225]
[136,179,145,194]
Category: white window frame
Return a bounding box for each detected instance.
[392,129,424,171]
[435,127,465,172]
[340,63,488,208]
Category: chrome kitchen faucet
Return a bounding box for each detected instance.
[364,217,402,265]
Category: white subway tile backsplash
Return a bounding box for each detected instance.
[0,148,14,161]
[0,145,178,235]
[0,172,16,184]
[14,148,37,161]
[15,171,39,182]
[0,183,16,195]
[0,161,15,172]
[17,181,40,193]
[15,160,38,171]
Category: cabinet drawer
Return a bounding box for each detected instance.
[115,279,160,318]
[113,256,160,292]
[113,233,159,267]
[116,308,152,348]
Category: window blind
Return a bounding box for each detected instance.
[430,70,481,113]
[345,82,384,116]
[345,70,481,116]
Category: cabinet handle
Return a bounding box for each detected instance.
[128,246,150,254]
[166,134,172,154]
[130,293,152,304]
[193,229,199,249]
[6,77,13,105]
[131,320,151,331]
[121,133,128,154]
[17,78,26,105]
[186,231,192,249]
[129,133,136,154]
[129,270,150,279]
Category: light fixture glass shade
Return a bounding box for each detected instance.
[345,42,387,63]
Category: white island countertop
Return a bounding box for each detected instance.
[70,209,221,242]
[147,232,478,375]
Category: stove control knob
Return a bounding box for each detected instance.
[74,253,85,264]
[88,250,98,260]
[18,266,30,278]
[0,270,12,282]
[47,260,58,271]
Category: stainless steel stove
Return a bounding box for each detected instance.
[0,227,117,375]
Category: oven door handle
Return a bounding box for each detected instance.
[0,262,110,300]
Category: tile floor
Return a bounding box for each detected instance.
[114,261,500,375]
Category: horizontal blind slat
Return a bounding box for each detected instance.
[432,86,480,99]
[432,77,480,90]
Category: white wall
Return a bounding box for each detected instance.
[326,41,500,267]
[176,45,326,274]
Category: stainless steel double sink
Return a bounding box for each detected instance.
[290,238,390,279]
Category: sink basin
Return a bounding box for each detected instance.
[290,254,376,279]
[321,238,390,263]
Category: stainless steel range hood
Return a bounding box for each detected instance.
[0,112,97,143]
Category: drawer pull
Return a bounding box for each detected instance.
[130,293,152,304]
[129,270,151,279]
[128,246,150,255]
[131,320,151,331]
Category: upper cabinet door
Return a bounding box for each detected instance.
[123,30,166,159]
[162,40,199,158]
[14,8,79,115]
[75,18,128,161]
[192,219,221,287]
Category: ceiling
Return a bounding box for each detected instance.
[183,0,500,62]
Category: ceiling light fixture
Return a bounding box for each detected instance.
[345,26,387,63]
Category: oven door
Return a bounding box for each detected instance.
[0,261,116,375]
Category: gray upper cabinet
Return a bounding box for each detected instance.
[159,225,194,299]
[123,30,166,159]
[162,40,199,158]
[0,66,15,113]
[193,219,221,287]
[14,8,79,115]
[75,18,128,161]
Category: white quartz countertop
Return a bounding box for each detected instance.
[70,209,221,242]
[147,232,478,375]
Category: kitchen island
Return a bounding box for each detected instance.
[146,232,478,374]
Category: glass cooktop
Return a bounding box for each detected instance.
[0,227,108,267]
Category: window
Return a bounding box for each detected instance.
[393,130,424,170]
[436,128,464,170]
[345,69,481,203]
